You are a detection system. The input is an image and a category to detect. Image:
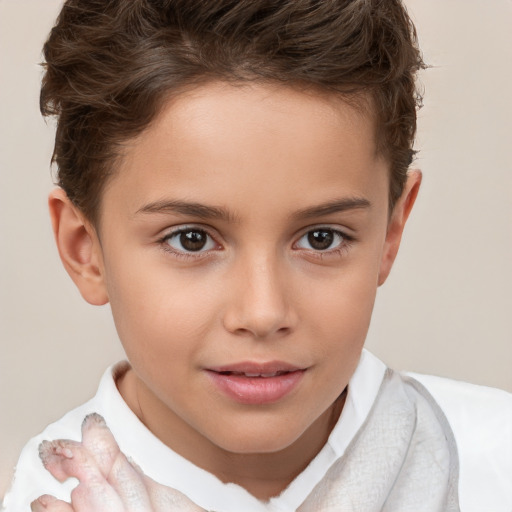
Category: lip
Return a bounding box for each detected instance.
[205,361,307,405]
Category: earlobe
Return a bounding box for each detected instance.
[49,188,109,306]
[378,170,422,286]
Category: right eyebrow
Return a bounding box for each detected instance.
[135,199,239,223]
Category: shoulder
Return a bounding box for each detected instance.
[407,372,512,446]
[2,363,125,512]
[406,372,512,512]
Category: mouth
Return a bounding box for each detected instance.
[207,361,305,375]
[205,362,307,405]
[214,369,296,378]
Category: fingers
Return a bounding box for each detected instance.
[39,438,107,484]
[80,417,203,511]
[38,413,119,482]
[105,450,154,511]
[80,413,120,478]
[39,438,125,511]
[122,460,204,512]
[31,495,73,512]
[145,482,206,512]
[38,414,203,512]
[40,414,153,511]
[38,439,83,483]
[81,414,154,511]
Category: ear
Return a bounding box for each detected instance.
[49,188,109,305]
[378,170,422,286]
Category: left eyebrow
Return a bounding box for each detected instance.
[292,197,371,220]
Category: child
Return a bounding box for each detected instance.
[3,0,511,511]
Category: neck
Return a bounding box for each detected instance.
[117,368,346,500]
[210,396,345,499]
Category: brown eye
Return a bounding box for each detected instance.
[308,230,334,250]
[296,228,345,251]
[165,229,215,253]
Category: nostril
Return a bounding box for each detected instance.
[221,281,297,338]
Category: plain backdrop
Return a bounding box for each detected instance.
[1,0,511,499]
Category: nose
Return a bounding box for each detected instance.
[222,253,297,339]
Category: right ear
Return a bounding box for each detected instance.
[48,188,109,306]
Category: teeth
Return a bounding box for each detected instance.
[216,370,292,377]
[244,372,282,377]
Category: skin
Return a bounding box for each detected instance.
[32,414,203,512]
[42,82,420,508]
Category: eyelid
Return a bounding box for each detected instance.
[160,223,218,239]
[294,224,355,242]
[156,223,354,260]
[158,224,223,257]
[292,225,355,253]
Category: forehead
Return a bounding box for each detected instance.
[102,81,388,221]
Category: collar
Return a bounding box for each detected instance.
[94,349,386,512]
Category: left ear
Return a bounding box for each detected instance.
[378,170,422,286]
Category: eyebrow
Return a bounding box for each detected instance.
[136,199,239,223]
[292,197,371,220]
[136,196,370,223]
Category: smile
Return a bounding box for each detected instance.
[205,362,306,405]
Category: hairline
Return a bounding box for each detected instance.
[86,78,393,230]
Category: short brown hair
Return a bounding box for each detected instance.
[41,0,424,224]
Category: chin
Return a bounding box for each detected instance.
[209,420,306,455]
[218,438,296,455]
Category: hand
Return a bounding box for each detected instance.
[31,413,204,512]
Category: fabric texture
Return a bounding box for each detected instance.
[3,351,511,512]
[298,371,460,511]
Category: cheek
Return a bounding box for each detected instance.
[309,290,375,357]
[105,261,221,362]
[300,259,379,370]
[305,259,379,327]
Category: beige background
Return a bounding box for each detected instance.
[1,0,511,499]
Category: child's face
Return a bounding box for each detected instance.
[61,82,417,465]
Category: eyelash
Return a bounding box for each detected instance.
[158,226,220,261]
[157,226,354,260]
[293,227,354,259]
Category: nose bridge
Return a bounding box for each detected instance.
[223,247,294,338]
[249,252,283,306]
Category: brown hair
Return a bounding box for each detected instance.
[41,0,425,224]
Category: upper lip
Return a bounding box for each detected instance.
[206,361,306,376]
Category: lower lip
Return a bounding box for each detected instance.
[206,370,305,405]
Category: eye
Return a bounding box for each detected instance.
[295,228,346,251]
[164,228,216,253]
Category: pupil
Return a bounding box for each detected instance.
[180,231,207,251]
[308,230,334,250]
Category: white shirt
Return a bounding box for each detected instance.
[3,350,512,511]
